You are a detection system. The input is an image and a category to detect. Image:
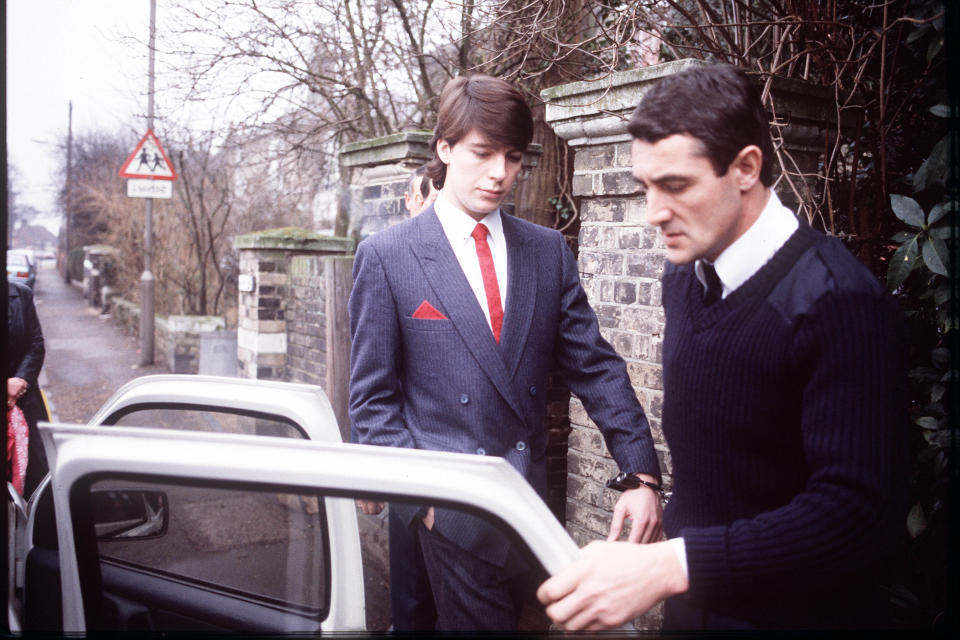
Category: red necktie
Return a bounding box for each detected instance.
[471,223,503,343]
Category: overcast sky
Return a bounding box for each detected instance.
[7,0,152,233]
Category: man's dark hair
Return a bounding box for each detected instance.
[628,64,775,187]
[425,75,534,189]
[408,164,431,199]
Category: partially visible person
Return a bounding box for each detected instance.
[7,280,48,497]
[538,63,908,631]
[404,164,438,217]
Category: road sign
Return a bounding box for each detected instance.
[127,179,173,199]
[119,129,178,180]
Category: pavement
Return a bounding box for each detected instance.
[31,260,167,424]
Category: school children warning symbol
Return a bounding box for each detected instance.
[119,129,178,180]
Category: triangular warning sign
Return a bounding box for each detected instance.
[119,129,178,180]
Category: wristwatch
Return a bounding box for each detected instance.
[606,471,664,497]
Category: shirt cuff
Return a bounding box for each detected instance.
[669,536,689,579]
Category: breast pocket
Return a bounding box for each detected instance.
[400,315,455,333]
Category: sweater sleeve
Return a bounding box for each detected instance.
[680,286,909,596]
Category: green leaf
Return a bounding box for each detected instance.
[922,236,950,276]
[906,23,930,44]
[927,203,947,226]
[931,347,950,367]
[913,137,949,192]
[929,104,950,118]
[915,416,939,430]
[907,502,927,538]
[931,384,945,403]
[890,194,925,228]
[927,35,943,64]
[935,281,951,306]
[928,225,952,240]
[887,235,919,290]
[890,230,914,243]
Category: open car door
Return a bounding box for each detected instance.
[41,423,579,633]
[8,375,347,632]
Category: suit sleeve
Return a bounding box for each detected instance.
[552,235,661,480]
[348,240,415,450]
[14,286,45,386]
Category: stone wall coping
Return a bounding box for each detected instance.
[542,59,835,143]
[340,131,433,168]
[235,227,355,253]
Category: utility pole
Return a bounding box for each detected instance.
[139,0,157,365]
[64,101,73,283]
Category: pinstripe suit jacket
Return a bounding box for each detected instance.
[348,206,659,566]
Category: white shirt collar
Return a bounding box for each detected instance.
[434,191,503,248]
[695,190,799,298]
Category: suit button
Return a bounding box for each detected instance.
[459,394,469,405]
[529,386,537,396]
[476,447,486,455]
[515,441,526,451]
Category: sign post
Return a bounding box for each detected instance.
[119,0,169,366]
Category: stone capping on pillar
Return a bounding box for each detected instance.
[234,227,355,253]
[340,131,434,169]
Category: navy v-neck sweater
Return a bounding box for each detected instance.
[660,223,909,627]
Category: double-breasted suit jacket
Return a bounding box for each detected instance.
[349,206,659,566]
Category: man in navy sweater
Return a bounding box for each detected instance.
[538,63,908,630]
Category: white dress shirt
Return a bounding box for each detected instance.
[694,190,799,299]
[673,190,799,578]
[434,192,509,332]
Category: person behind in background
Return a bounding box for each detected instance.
[7,280,48,497]
[537,63,909,631]
[404,164,438,217]
[349,74,663,631]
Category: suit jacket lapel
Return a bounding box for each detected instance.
[499,214,536,379]
[410,210,527,422]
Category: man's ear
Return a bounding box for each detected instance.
[732,145,763,191]
[436,138,452,164]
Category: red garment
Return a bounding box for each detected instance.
[7,405,29,495]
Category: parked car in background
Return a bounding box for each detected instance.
[7,251,36,289]
[7,375,577,634]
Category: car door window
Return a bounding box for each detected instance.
[88,477,328,616]
[106,406,306,439]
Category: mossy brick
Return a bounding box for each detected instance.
[568,423,607,457]
[615,281,636,304]
[618,229,642,249]
[627,361,663,391]
[574,145,616,172]
[581,199,625,223]
[572,173,594,197]
[565,500,613,537]
[601,170,641,196]
[625,253,664,279]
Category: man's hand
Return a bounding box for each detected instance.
[422,506,435,530]
[7,377,28,409]
[357,499,384,515]
[537,540,688,630]
[607,474,663,543]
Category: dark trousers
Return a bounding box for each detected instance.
[416,522,533,631]
[388,510,436,631]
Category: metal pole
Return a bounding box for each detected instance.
[64,101,73,283]
[139,0,157,365]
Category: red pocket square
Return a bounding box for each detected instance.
[412,300,448,320]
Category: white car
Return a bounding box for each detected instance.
[7,375,578,633]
